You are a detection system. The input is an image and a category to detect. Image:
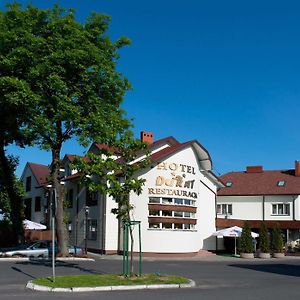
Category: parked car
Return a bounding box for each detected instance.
[0,240,84,258]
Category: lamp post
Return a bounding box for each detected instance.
[47,185,56,282]
[84,206,89,255]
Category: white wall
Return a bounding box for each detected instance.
[217,195,297,221]
[217,196,263,220]
[128,146,218,253]
[104,195,119,251]
[295,195,300,221]
[264,195,295,221]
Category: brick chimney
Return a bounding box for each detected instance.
[295,161,300,176]
[246,166,263,173]
[140,131,154,144]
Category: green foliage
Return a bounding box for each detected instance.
[0,155,24,220]
[239,221,254,253]
[271,225,284,253]
[0,2,132,151]
[258,222,270,253]
[1,3,133,251]
[0,155,24,245]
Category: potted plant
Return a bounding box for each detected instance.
[258,222,270,258]
[239,221,254,258]
[271,225,285,258]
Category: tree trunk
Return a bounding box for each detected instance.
[51,147,68,256]
[0,142,24,245]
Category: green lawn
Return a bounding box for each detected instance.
[33,274,189,288]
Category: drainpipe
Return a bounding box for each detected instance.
[101,194,106,255]
[75,184,80,246]
[293,196,296,221]
[262,196,265,221]
[215,194,218,253]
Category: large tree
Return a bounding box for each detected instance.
[0,3,131,254]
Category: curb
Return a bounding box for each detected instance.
[0,257,94,262]
[26,279,196,292]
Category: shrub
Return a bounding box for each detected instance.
[258,222,270,253]
[271,225,284,253]
[239,221,253,253]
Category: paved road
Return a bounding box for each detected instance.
[0,256,299,300]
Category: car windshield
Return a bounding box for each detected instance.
[28,241,49,249]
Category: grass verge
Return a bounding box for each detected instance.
[32,274,189,288]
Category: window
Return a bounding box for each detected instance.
[174,199,183,205]
[272,203,290,215]
[162,210,172,217]
[65,165,71,177]
[217,204,232,215]
[35,197,41,212]
[184,224,195,230]
[174,211,183,217]
[225,181,233,187]
[26,176,31,192]
[149,197,160,204]
[174,223,183,229]
[184,199,192,206]
[149,210,160,216]
[183,212,195,218]
[66,189,73,208]
[149,223,160,229]
[277,180,285,187]
[162,223,172,229]
[86,190,98,206]
[87,219,97,240]
[162,198,173,205]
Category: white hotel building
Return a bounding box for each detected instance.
[21,132,224,256]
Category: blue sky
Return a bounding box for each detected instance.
[3,0,300,177]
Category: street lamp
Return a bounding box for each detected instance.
[84,206,89,255]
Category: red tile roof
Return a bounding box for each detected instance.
[28,163,50,187]
[149,141,191,163]
[218,169,300,196]
[148,136,179,149]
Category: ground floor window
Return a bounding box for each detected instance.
[87,219,97,240]
[272,203,290,215]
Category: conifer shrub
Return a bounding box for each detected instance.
[239,221,253,253]
[271,225,284,253]
[258,222,270,253]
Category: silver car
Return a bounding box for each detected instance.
[0,241,49,258]
[0,240,84,258]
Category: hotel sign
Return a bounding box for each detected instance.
[148,162,197,199]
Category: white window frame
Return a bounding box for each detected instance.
[272,203,290,216]
[217,204,232,215]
